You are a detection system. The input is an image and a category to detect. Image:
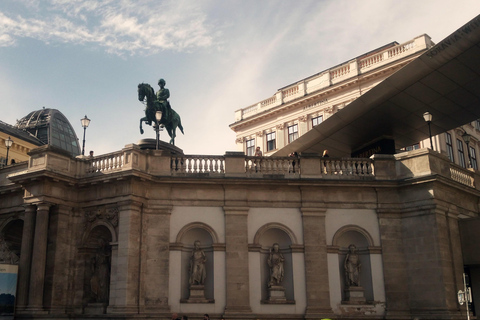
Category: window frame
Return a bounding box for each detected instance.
[266,132,276,152]
[246,139,255,156]
[457,138,466,168]
[446,133,454,162]
[288,124,298,143]
[312,115,323,127]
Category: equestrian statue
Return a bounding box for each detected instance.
[138,79,184,145]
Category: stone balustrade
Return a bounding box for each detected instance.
[2,145,478,189]
[234,34,433,122]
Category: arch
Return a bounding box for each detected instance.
[332,225,374,248]
[253,223,298,245]
[82,220,117,246]
[175,222,219,244]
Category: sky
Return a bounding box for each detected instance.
[1,1,479,156]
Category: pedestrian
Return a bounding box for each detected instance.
[171,313,180,320]
[255,146,262,156]
[203,314,210,320]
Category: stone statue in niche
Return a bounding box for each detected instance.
[344,244,361,287]
[90,238,111,303]
[189,240,206,285]
[267,243,285,287]
[0,237,19,265]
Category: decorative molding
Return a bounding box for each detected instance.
[256,131,264,137]
[276,124,285,130]
[235,137,244,144]
[298,115,308,122]
[84,207,119,231]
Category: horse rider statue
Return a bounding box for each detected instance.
[156,78,172,122]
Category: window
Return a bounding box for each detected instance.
[457,139,466,168]
[288,124,298,143]
[446,133,454,162]
[312,115,323,127]
[405,143,420,151]
[266,132,276,151]
[475,120,480,131]
[470,146,478,170]
[246,139,255,156]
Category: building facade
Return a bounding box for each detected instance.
[0,145,479,320]
[229,34,480,170]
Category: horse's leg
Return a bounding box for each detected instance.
[140,117,148,134]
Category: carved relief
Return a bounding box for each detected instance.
[0,237,19,265]
[84,207,119,230]
[276,124,285,130]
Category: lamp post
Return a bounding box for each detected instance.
[423,112,433,149]
[155,111,163,150]
[462,131,472,168]
[80,115,91,156]
[4,136,13,166]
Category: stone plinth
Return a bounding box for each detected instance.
[84,303,107,314]
[343,286,366,304]
[136,138,184,154]
[181,285,213,303]
[268,285,286,302]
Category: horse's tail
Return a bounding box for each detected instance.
[178,119,184,135]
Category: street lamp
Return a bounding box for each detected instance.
[462,131,472,168]
[4,136,13,166]
[80,115,91,156]
[423,112,433,149]
[155,111,163,150]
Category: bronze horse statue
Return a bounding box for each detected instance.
[138,83,184,145]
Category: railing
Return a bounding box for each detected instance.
[245,156,299,175]
[237,35,429,120]
[322,158,373,177]
[450,166,475,187]
[86,152,125,174]
[171,155,225,174]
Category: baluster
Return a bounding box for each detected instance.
[340,161,346,175]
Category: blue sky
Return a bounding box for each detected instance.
[1,1,479,155]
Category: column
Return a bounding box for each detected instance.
[223,207,252,316]
[27,203,51,312]
[108,201,142,314]
[15,205,36,311]
[301,208,333,318]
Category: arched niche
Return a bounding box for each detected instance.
[332,225,374,302]
[0,218,24,263]
[81,225,113,308]
[254,223,296,303]
[176,222,216,301]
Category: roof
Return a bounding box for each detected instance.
[0,120,44,146]
[273,14,480,157]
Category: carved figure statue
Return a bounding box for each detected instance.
[189,240,206,285]
[344,244,361,287]
[138,81,184,145]
[0,236,19,264]
[90,238,111,303]
[267,243,284,287]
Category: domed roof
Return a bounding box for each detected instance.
[16,108,81,157]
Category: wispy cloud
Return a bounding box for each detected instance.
[0,0,216,55]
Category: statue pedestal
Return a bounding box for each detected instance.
[84,303,107,314]
[267,285,287,303]
[182,285,212,303]
[343,286,366,304]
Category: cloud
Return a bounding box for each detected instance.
[0,0,216,55]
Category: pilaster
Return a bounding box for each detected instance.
[26,202,51,312]
[301,207,333,318]
[223,206,252,316]
[140,205,172,313]
[16,205,36,310]
[107,200,143,314]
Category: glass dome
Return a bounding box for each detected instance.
[16,108,81,157]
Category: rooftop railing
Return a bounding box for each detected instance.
[234,34,433,122]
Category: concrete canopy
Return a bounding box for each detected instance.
[273,15,480,157]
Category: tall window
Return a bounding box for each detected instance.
[312,115,323,127]
[246,139,255,156]
[469,146,478,170]
[457,139,466,168]
[446,133,454,162]
[475,120,480,131]
[266,132,276,151]
[288,124,298,143]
